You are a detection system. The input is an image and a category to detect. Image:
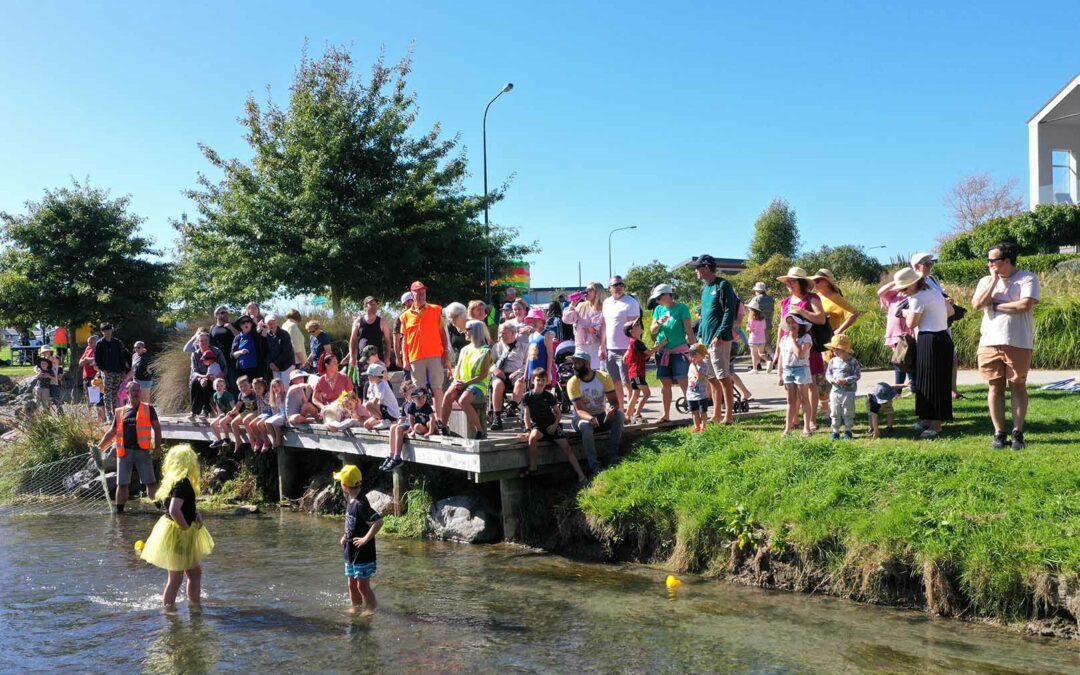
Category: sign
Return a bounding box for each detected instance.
[497,261,530,290]
[1059,245,1078,254]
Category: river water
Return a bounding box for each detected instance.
[2,510,1078,674]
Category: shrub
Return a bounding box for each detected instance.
[933,253,1080,285]
[795,245,885,284]
[938,204,1080,261]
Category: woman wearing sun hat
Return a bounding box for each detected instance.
[891,266,954,439]
[776,266,828,431]
[810,268,863,413]
[648,283,696,422]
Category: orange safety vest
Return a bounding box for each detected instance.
[115,403,153,458]
[401,303,445,363]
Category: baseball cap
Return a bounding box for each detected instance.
[333,465,362,488]
[693,254,716,268]
[265,313,278,322]
[409,280,427,292]
[570,349,592,362]
[501,302,513,311]
[366,363,387,377]
[400,291,414,304]
[910,252,936,267]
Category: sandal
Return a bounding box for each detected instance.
[518,466,540,478]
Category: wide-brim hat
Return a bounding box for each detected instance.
[752,281,768,292]
[647,283,674,309]
[289,370,309,382]
[890,267,923,291]
[745,296,763,312]
[824,333,853,353]
[786,313,811,327]
[810,268,840,293]
[910,252,936,267]
[526,308,546,322]
[776,267,810,282]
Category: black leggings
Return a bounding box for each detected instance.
[190,379,213,415]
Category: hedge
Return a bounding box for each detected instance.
[932,253,1080,285]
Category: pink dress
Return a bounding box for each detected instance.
[747,318,767,346]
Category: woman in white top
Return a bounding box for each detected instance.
[893,268,955,439]
[563,281,606,369]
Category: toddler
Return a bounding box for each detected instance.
[824,335,861,439]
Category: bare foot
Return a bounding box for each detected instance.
[359,607,376,617]
[163,604,179,616]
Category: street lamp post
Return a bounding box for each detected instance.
[483,82,514,307]
[608,225,638,279]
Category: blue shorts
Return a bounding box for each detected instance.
[783,365,812,386]
[345,561,377,580]
[465,384,485,398]
[655,352,689,380]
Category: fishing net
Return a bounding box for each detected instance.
[0,447,112,517]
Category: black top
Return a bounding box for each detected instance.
[94,337,127,373]
[265,328,295,371]
[122,403,158,450]
[344,494,382,564]
[448,325,469,365]
[132,352,151,381]
[523,390,558,430]
[357,316,385,360]
[209,324,236,364]
[404,400,434,427]
[170,478,197,525]
[238,391,258,413]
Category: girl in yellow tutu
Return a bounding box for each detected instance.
[140,444,214,610]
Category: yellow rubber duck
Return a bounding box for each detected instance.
[665,575,682,590]
[134,540,145,553]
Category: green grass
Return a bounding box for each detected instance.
[578,386,1080,622]
[0,410,102,499]
[381,481,433,538]
[0,346,35,378]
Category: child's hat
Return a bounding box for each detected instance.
[824,333,853,353]
[289,370,309,382]
[526,307,545,322]
[786,313,811,327]
[871,382,898,405]
[366,363,387,377]
[201,350,217,361]
[333,464,362,487]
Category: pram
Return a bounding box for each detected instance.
[674,340,751,414]
[553,340,577,413]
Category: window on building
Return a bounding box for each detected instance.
[1052,149,1077,204]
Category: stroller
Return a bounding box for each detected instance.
[674,340,751,415]
[553,340,577,413]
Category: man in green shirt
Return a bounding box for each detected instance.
[694,254,739,424]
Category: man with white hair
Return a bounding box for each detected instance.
[265,313,296,389]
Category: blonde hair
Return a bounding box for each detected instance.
[158,444,201,498]
[285,309,302,322]
[582,281,605,312]
[305,320,321,332]
[269,379,286,407]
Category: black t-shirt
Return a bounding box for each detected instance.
[344,495,382,564]
[404,400,434,427]
[209,325,236,363]
[170,478,197,525]
[523,390,558,430]
[238,391,258,413]
[122,404,158,451]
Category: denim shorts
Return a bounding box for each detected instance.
[345,561,377,580]
[782,365,812,386]
[655,352,689,380]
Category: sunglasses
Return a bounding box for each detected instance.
[987,257,1004,264]
[610,282,625,288]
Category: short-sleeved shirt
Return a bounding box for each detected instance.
[170,478,197,525]
[122,403,158,450]
[209,324,236,362]
[237,390,259,413]
[344,495,382,564]
[213,390,236,414]
[567,370,616,416]
[820,293,857,332]
[493,340,525,375]
[781,334,812,367]
[975,270,1040,350]
[400,303,445,363]
[285,385,310,416]
[907,288,950,334]
[309,331,332,369]
[365,380,401,419]
[282,319,307,364]
[626,339,648,380]
[403,400,434,427]
[687,359,714,400]
[314,372,353,405]
[652,303,692,349]
[602,295,642,351]
[699,278,738,344]
[523,390,559,429]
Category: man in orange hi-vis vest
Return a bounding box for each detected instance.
[97,381,162,514]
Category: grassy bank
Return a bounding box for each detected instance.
[578,387,1080,625]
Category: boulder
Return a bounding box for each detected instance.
[63,468,100,494]
[233,504,260,516]
[0,374,15,392]
[312,484,345,515]
[15,377,37,397]
[366,489,395,515]
[427,494,499,543]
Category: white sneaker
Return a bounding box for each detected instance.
[377,419,392,430]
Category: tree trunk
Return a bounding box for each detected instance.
[66,322,81,403]
[330,285,343,317]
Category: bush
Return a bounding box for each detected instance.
[938,204,1080,261]
[933,253,1080,285]
[0,410,102,490]
[795,245,885,284]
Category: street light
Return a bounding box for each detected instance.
[483,82,514,306]
[608,225,638,279]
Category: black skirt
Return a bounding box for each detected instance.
[914,330,953,422]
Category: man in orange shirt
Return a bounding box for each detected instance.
[400,281,452,431]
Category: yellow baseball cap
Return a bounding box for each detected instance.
[333,465,362,488]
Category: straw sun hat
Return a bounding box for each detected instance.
[889,267,923,291]
[775,267,810,282]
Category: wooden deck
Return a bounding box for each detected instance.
[157,411,692,483]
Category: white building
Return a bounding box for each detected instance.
[1029,72,1080,207]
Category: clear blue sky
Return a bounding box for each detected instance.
[1,1,1076,289]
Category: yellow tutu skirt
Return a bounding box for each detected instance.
[140,516,214,571]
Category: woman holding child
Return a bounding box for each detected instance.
[647,283,695,423]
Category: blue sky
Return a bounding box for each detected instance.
[1,1,1076,289]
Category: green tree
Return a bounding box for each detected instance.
[731,254,793,299]
[624,260,703,309]
[0,181,169,373]
[938,204,1080,262]
[796,245,885,284]
[171,45,533,317]
[747,198,800,264]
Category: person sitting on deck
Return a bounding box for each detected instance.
[567,348,625,475]
[437,320,492,440]
[313,353,354,416]
[208,378,238,449]
[381,386,435,472]
[286,370,320,425]
[361,363,400,431]
[518,367,586,483]
[325,391,370,431]
[489,322,527,431]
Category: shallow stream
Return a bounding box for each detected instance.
[2,510,1078,673]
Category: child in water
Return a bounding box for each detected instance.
[140,444,214,612]
[336,464,382,615]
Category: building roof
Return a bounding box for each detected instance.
[1028,72,1080,124]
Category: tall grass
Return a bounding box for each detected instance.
[579,389,1080,622]
[0,410,103,496]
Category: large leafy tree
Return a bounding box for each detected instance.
[0,181,169,372]
[171,45,532,316]
[747,198,800,264]
[624,260,700,307]
[796,245,885,284]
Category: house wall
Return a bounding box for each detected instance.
[1030,122,1080,207]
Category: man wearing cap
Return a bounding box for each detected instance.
[912,252,960,398]
[751,282,776,373]
[94,322,129,423]
[567,349,625,472]
[400,281,453,431]
[971,242,1040,450]
[694,255,740,424]
[209,306,240,389]
[264,314,296,390]
[394,292,414,370]
[600,275,642,410]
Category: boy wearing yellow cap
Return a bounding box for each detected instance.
[335,464,382,615]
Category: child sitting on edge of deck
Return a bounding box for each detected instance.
[209,378,238,450]
[324,391,370,431]
[336,464,382,616]
[518,368,587,483]
[362,363,400,431]
[381,386,435,472]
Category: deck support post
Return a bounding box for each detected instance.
[276,445,298,501]
[391,466,404,516]
[499,476,526,543]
